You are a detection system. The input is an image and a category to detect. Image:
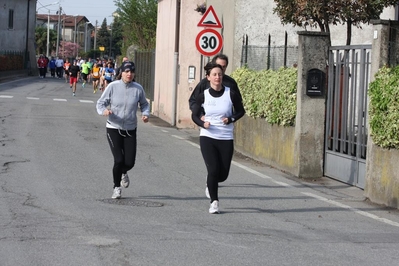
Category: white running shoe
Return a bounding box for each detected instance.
[112,187,122,199]
[205,186,210,199]
[121,173,130,188]
[209,200,220,214]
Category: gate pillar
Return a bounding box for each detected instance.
[365,20,399,208]
[295,31,330,178]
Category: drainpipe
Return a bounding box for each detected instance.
[25,0,31,74]
[171,0,181,126]
[171,52,178,126]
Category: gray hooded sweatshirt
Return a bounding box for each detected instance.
[96,79,150,130]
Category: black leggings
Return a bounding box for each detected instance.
[39,67,46,77]
[106,128,137,188]
[200,136,234,202]
[56,67,63,78]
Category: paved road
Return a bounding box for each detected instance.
[1,77,399,266]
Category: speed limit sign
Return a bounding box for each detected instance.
[195,29,223,57]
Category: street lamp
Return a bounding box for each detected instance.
[74,16,79,57]
[94,20,98,52]
[55,5,62,57]
[109,23,113,58]
[46,9,50,57]
[35,1,59,26]
[84,22,91,53]
[61,14,79,42]
[36,1,59,57]
[61,14,79,57]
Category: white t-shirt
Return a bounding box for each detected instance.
[200,87,234,140]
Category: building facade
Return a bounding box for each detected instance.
[152,0,397,129]
[0,0,37,73]
[36,14,93,57]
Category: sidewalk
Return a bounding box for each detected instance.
[0,80,373,212]
[0,69,30,83]
[148,114,368,207]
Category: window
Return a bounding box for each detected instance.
[8,9,14,29]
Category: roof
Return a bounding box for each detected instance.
[36,14,93,28]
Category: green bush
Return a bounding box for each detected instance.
[368,65,399,149]
[231,67,297,126]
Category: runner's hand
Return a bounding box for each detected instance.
[103,109,112,116]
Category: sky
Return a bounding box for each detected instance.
[36,0,117,26]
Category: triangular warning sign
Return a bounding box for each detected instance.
[197,5,222,28]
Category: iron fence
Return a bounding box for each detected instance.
[134,50,155,101]
[240,33,298,71]
[0,50,27,71]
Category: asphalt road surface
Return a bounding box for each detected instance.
[1,76,399,266]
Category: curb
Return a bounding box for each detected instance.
[0,70,31,83]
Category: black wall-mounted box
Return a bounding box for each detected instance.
[306,68,326,97]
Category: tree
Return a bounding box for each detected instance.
[35,27,58,55]
[273,0,399,45]
[60,41,80,58]
[114,0,158,50]
[338,0,398,45]
[96,18,111,52]
[111,15,123,57]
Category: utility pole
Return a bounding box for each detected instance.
[55,5,62,57]
[38,1,60,57]
[94,20,98,58]
[84,22,88,52]
[109,23,112,58]
[62,14,65,57]
[46,10,50,57]
[74,16,78,57]
[94,20,97,51]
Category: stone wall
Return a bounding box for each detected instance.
[234,115,297,175]
[234,31,330,179]
[364,20,399,209]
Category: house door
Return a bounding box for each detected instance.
[324,45,371,189]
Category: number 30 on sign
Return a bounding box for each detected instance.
[195,29,223,57]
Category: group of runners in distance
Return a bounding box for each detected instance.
[37,55,118,97]
[67,57,118,96]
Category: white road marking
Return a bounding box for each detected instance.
[184,137,399,228]
[273,181,293,187]
[185,140,200,149]
[172,135,185,140]
[302,192,399,227]
[232,161,272,180]
[1,95,97,104]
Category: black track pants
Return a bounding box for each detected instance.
[106,128,137,188]
[200,136,234,202]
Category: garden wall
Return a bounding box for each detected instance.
[234,115,297,175]
[234,31,329,180]
[364,20,399,208]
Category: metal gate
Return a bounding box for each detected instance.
[134,50,155,102]
[324,45,371,189]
